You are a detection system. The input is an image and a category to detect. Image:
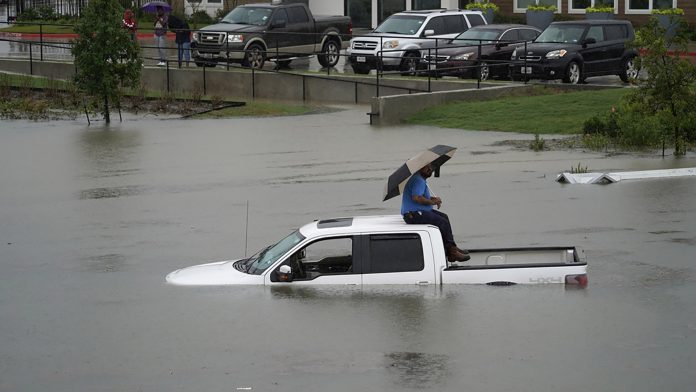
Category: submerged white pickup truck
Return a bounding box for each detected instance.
[166,215,587,287]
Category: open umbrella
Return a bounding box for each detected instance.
[383,145,456,201]
[141,0,172,13]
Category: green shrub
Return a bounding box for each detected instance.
[614,104,662,148]
[191,10,214,25]
[530,133,545,151]
[16,8,39,21]
[582,133,611,151]
[36,5,58,21]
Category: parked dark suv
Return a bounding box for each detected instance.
[510,20,639,84]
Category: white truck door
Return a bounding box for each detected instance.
[266,235,361,286]
[360,232,436,285]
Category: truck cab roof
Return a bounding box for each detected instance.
[299,215,431,238]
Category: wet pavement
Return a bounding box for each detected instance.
[1,108,695,391]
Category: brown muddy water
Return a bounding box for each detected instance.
[1,107,695,392]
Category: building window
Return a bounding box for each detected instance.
[626,0,677,14]
[413,0,441,9]
[378,0,406,24]
[514,0,562,13]
[569,0,616,13]
[346,0,372,28]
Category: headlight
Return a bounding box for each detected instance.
[545,49,568,59]
[452,52,475,61]
[227,34,244,43]
[192,32,199,42]
[511,48,517,60]
[382,40,399,49]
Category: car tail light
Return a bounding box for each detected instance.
[565,274,588,287]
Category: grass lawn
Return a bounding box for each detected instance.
[406,87,632,134]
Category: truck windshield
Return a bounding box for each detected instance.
[374,15,426,35]
[242,230,305,275]
[221,7,272,26]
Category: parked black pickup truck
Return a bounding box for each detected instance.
[191,2,352,69]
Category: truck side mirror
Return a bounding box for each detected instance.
[271,19,286,29]
[423,29,435,37]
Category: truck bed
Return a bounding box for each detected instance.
[442,246,587,285]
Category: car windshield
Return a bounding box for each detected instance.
[535,25,586,44]
[241,230,305,275]
[452,29,502,45]
[221,7,272,26]
[374,15,426,35]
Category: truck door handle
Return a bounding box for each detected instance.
[416,281,430,285]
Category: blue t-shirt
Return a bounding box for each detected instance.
[401,174,432,215]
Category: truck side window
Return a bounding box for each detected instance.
[368,234,424,273]
[286,237,353,280]
[466,14,486,27]
[442,15,465,34]
[287,6,310,24]
[272,9,289,26]
[423,16,446,36]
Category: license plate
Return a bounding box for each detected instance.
[521,66,533,74]
[199,52,215,59]
[356,56,366,63]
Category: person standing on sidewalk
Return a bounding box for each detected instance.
[154,6,169,66]
[168,15,191,67]
[122,9,137,42]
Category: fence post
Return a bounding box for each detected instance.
[203,64,207,95]
[477,41,481,89]
[29,42,33,75]
[39,23,43,62]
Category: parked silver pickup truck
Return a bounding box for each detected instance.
[192,1,351,69]
[166,215,588,287]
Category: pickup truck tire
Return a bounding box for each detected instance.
[351,63,371,74]
[242,44,266,69]
[317,39,340,68]
[400,52,420,76]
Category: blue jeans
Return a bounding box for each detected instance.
[155,35,167,62]
[177,42,191,65]
[403,210,457,249]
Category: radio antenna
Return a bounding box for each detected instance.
[244,200,249,257]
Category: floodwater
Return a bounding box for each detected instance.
[1,107,695,392]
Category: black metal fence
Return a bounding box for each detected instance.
[0,21,533,100]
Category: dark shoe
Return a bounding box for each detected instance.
[447,246,470,262]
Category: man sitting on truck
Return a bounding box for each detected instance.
[401,164,470,262]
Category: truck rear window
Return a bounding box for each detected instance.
[367,234,424,273]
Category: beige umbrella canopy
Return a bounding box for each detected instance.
[383,145,457,201]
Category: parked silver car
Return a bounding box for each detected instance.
[346,9,487,75]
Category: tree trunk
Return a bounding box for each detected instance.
[103,94,111,124]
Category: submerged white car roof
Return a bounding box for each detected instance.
[299,215,429,238]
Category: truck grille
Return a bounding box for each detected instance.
[518,55,541,61]
[352,41,378,50]
[198,32,225,45]
[423,54,449,63]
